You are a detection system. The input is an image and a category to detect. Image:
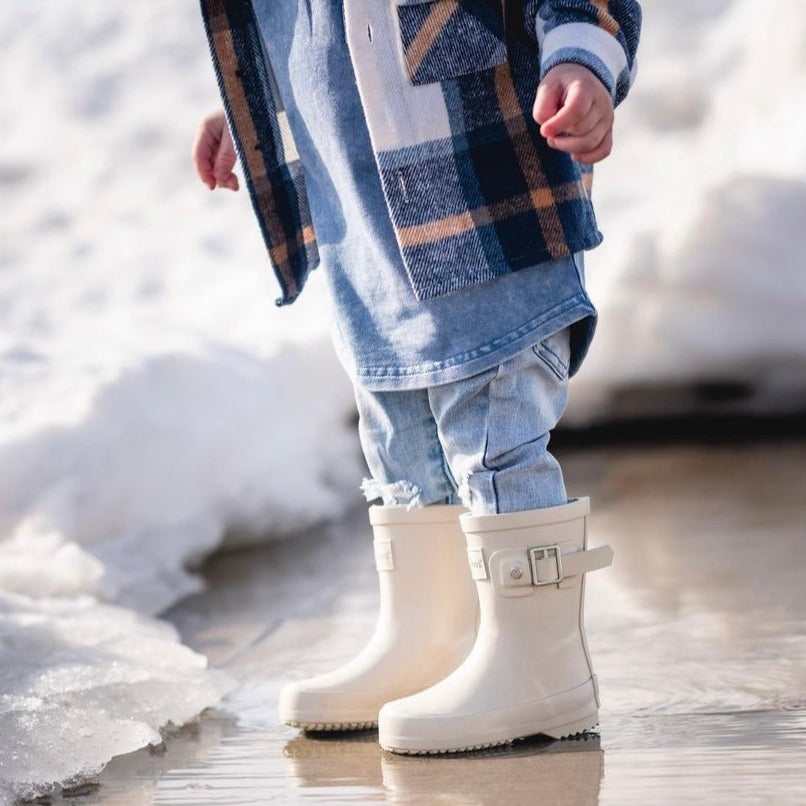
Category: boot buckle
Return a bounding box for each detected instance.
[528,545,563,586]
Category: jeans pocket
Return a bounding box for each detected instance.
[532,326,571,381]
[395,0,508,86]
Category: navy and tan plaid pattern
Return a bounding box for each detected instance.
[200,0,640,305]
[201,0,318,305]
[397,0,508,85]
[379,5,599,300]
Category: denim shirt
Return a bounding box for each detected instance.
[250,0,598,391]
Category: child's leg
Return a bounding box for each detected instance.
[428,327,571,515]
[354,385,460,509]
[376,327,615,754]
[279,384,476,732]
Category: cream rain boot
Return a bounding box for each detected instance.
[279,504,478,731]
[378,498,612,753]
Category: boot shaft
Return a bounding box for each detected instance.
[459,498,611,696]
[369,504,477,645]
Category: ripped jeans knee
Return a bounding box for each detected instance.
[360,478,423,509]
[354,385,459,509]
[353,333,570,516]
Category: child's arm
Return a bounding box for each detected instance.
[531,0,642,163]
[192,110,239,191]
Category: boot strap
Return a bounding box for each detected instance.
[471,544,614,590]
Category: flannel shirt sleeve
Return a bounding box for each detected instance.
[533,0,642,106]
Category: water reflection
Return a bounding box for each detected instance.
[284,731,382,789]
[282,731,603,805]
[381,734,603,805]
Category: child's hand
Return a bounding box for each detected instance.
[192,110,240,191]
[532,64,615,164]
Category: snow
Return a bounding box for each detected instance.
[0,2,360,799]
[0,0,804,798]
[571,0,806,420]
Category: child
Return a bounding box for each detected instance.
[195,0,640,754]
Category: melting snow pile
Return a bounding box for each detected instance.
[0,0,804,799]
[0,1,359,799]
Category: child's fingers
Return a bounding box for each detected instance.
[546,120,607,155]
[192,126,219,190]
[217,173,240,192]
[571,130,614,164]
[212,128,238,187]
[539,83,593,139]
[192,110,237,191]
[532,78,563,126]
[563,105,603,139]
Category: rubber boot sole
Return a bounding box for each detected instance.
[380,709,599,755]
[286,719,378,732]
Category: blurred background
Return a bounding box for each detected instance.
[1,0,804,801]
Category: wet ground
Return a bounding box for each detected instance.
[56,440,806,804]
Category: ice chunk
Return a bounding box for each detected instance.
[0,590,233,802]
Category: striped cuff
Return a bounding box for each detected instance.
[538,22,631,103]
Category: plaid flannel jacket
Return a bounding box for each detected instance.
[201,0,641,305]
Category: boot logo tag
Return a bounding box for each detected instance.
[374,540,394,572]
[467,548,488,580]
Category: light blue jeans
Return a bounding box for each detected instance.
[355,326,571,516]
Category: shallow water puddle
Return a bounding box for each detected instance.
[78,708,806,805]
[50,444,806,805]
